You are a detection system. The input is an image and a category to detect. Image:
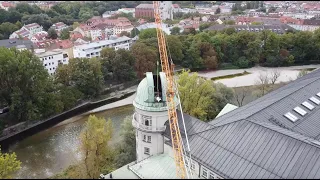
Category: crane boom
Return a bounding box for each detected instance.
[153,1,187,179]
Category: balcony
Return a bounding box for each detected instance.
[132,113,166,132]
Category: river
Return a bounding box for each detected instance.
[9,104,134,179]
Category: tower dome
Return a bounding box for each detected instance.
[133,72,179,111]
[132,72,179,161]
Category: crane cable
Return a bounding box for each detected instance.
[165,33,194,179]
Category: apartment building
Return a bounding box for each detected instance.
[34,49,69,75]
[73,36,132,59]
[10,23,43,39]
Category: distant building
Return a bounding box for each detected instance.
[135,4,154,19]
[0,2,15,11]
[172,4,181,13]
[10,23,43,40]
[34,49,69,75]
[288,19,320,32]
[50,22,68,35]
[102,11,117,18]
[205,24,295,34]
[73,36,132,59]
[136,23,172,35]
[135,1,173,20]
[236,17,282,25]
[30,31,48,44]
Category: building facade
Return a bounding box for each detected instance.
[34,49,69,75]
[73,36,132,59]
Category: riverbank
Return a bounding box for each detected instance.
[198,65,320,87]
[0,86,137,150]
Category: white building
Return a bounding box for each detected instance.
[113,22,134,36]
[73,36,132,59]
[160,1,173,20]
[50,22,68,35]
[35,49,69,75]
[10,23,43,40]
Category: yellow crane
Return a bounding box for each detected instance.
[153,1,189,179]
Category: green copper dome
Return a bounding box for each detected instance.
[133,72,179,112]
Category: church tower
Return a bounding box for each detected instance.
[132,72,179,161]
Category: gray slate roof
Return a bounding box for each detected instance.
[0,39,35,49]
[165,68,320,179]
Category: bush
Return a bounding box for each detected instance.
[237,56,250,68]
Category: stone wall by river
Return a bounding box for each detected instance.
[9,105,134,179]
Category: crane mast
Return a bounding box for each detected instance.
[153,1,187,179]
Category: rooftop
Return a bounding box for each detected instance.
[35,49,65,57]
[164,68,320,179]
[0,39,35,49]
[73,36,131,50]
[136,4,154,9]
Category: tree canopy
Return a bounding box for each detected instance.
[0,147,21,179]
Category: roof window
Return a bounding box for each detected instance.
[284,112,298,122]
[293,106,307,116]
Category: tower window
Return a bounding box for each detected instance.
[142,115,152,126]
[147,136,151,143]
[144,147,150,155]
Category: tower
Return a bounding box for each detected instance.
[132,72,179,161]
[159,1,173,20]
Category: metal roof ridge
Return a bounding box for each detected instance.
[247,119,320,149]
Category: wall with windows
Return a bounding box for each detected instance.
[35,50,69,75]
[133,107,168,162]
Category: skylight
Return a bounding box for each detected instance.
[310,96,320,105]
[294,107,307,116]
[317,92,320,98]
[302,101,315,110]
[284,112,298,122]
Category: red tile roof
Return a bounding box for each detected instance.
[56,39,73,49]
[1,2,14,7]
[172,4,180,8]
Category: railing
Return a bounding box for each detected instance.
[132,113,166,132]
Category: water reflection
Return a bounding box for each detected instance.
[9,105,134,179]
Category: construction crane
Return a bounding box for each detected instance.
[153,1,192,179]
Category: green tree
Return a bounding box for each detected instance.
[139,28,158,39]
[0,148,21,179]
[114,116,136,168]
[119,31,130,37]
[0,48,61,122]
[170,26,181,35]
[166,35,184,65]
[59,27,72,40]
[111,49,136,82]
[21,14,53,30]
[0,22,19,39]
[178,70,215,121]
[47,28,58,39]
[207,82,235,119]
[80,115,115,178]
[131,42,157,78]
[130,27,140,38]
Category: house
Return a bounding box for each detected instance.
[0,1,15,11]
[288,19,320,32]
[30,31,48,44]
[236,17,282,25]
[10,23,43,40]
[104,67,320,179]
[172,4,181,13]
[50,22,68,35]
[73,36,132,59]
[34,49,69,75]
[113,22,134,35]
